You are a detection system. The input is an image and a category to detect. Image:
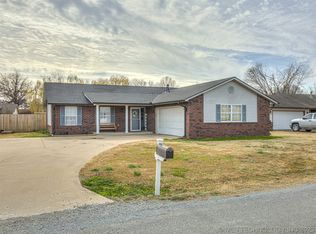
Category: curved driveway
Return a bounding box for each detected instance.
[0,134,158,220]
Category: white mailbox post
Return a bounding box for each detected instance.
[154,138,174,196]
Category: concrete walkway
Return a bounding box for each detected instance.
[0,134,159,220]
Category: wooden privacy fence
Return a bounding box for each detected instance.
[0,113,46,132]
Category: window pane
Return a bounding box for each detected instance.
[232,105,242,121]
[221,105,231,121]
[221,105,231,112]
[100,107,114,124]
[64,106,78,126]
[65,106,77,116]
[232,113,241,121]
[221,113,231,121]
[232,105,241,113]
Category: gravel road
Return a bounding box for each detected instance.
[1,184,315,234]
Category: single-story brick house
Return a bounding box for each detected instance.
[44,77,277,138]
[270,93,316,130]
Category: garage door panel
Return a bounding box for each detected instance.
[156,106,185,136]
[273,111,304,130]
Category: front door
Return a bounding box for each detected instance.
[131,108,141,131]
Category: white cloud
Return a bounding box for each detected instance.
[0,0,315,87]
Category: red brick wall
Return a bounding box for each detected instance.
[185,95,271,138]
[147,106,155,132]
[115,106,125,132]
[52,105,96,135]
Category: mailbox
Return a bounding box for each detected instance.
[156,145,174,159]
[154,139,174,196]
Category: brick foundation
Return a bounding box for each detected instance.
[185,95,271,138]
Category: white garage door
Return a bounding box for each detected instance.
[273,111,304,130]
[156,106,185,136]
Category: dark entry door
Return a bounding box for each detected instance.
[131,108,141,131]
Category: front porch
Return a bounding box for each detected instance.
[95,105,154,134]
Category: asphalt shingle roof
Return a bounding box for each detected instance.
[270,93,316,109]
[45,77,267,105]
[44,83,165,105]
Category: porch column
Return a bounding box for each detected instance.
[96,104,100,134]
[125,105,129,133]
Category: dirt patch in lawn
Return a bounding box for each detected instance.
[80,131,316,200]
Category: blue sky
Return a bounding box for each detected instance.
[0,0,315,86]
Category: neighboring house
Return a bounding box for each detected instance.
[44,77,277,138]
[270,93,316,130]
[0,103,18,114]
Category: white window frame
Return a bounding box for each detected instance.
[65,106,78,126]
[220,104,243,122]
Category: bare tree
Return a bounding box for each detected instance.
[91,78,109,85]
[108,74,129,85]
[130,79,148,86]
[160,76,176,87]
[66,74,84,84]
[92,75,130,86]
[245,62,311,95]
[42,72,84,84]
[0,71,32,107]
[41,72,65,83]
[148,80,155,87]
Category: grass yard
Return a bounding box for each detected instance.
[0,130,50,139]
[80,132,316,200]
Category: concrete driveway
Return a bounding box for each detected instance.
[0,134,159,220]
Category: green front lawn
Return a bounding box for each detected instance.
[80,132,316,200]
[0,130,50,139]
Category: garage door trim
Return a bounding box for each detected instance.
[272,110,305,130]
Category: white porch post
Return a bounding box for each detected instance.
[125,105,129,133]
[96,104,100,134]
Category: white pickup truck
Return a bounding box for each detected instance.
[290,113,316,132]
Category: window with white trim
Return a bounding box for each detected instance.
[65,106,78,126]
[220,104,242,122]
[100,107,115,124]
